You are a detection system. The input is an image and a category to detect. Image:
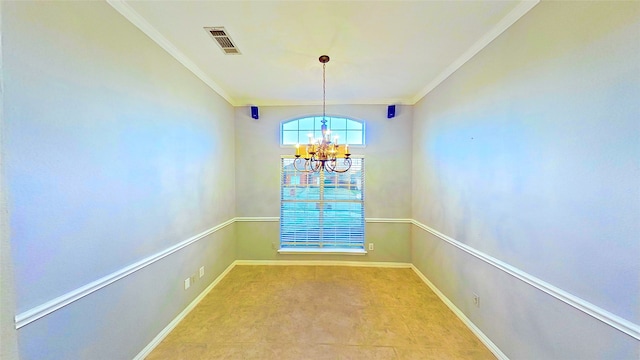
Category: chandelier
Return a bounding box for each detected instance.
[293,55,352,173]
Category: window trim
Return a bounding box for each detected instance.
[279,155,366,253]
[277,248,367,255]
[280,115,366,147]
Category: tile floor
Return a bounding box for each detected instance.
[147,265,496,359]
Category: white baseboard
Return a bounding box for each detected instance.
[410,265,509,360]
[234,217,279,222]
[135,260,503,359]
[411,219,640,341]
[365,218,412,223]
[234,259,412,268]
[14,217,405,329]
[18,216,636,359]
[133,261,237,360]
[233,217,414,223]
[15,218,235,329]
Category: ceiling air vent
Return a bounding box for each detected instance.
[205,27,241,55]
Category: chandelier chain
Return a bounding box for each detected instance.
[292,55,351,173]
[322,62,326,120]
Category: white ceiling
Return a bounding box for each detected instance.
[108,0,538,106]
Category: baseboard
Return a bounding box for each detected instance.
[410,265,509,360]
[15,218,235,329]
[20,216,635,359]
[233,216,279,222]
[234,259,412,268]
[133,260,237,360]
[233,217,414,223]
[14,217,407,329]
[134,259,499,358]
[411,219,640,341]
[365,218,412,223]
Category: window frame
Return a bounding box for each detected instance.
[278,156,366,255]
[280,116,366,148]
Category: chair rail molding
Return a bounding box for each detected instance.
[15,216,637,344]
[14,218,235,329]
[411,219,640,341]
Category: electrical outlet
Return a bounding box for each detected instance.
[368,243,374,251]
[199,266,205,278]
[184,278,191,290]
[473,293,480,308]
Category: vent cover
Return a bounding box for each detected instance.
[205,27,241,55]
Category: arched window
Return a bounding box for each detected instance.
[281,116,365,146]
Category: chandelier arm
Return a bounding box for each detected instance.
[325,158,338,171]
[335,157,353,173]
[293,157,312,173]
[323,157,352,173]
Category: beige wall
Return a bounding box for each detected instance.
[3,2,236,358]
[235,104,413,218]
[412,1,639,359]
[236,221,411,263]
[3,1,638,359]
[235,104,413,262]
[0,2,20,358]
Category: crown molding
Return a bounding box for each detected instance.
[410,0,540,104]
[108,0,539,107]
[106,0,237,106]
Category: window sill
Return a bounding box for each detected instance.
[278,248,367,255]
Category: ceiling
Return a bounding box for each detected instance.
[107,1,538,106]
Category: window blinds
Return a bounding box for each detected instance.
[280,158,365,249]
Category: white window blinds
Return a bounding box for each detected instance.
[280,158,365,250]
